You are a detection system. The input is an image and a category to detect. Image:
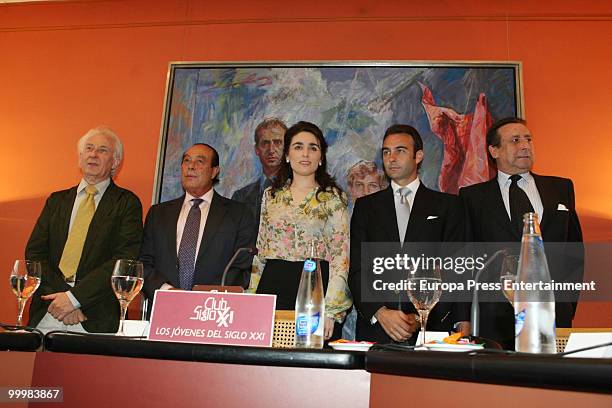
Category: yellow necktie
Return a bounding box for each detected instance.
[59,185,98,279]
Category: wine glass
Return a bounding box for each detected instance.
[110,259,143,335]
[10,260,42,326]
[500,255,519,306]
[407,267,442,346]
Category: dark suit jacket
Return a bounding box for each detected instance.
[459,173,584,349]
[231,179,264,234]
[140,191,256,300]
[348,183,464,343]
[26,181,143,333]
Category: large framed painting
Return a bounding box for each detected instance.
[153,61,523,209]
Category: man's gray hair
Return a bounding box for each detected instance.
[77,126,124,176]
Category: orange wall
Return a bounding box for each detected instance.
[1,0,611,326]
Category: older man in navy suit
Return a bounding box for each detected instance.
[140,143,255,300]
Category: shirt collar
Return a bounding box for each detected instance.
[497,170,533,186]
[259,173,275,192]
[77,178,111,196]
[391,178,420,195]
[259,173,274,185]
[184,188,214,206]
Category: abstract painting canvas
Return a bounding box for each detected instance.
[154,62,522,206]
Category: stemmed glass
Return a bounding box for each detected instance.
[407,267,442,346]
[500,255,519,306]
[10,260,42,326]
[110,259,143,335]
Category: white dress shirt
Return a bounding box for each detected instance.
[497,171,544,222]
[158,189,215,292]
[68,178,111,230]
[176,188,215,263]
[391,178,420,239]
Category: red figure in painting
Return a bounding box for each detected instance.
[420,83,495,194]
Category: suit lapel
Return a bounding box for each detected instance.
[164,197,184,276]
[405,184,429,241]
[484,178,519,240]
[57,187,78,247]
[81,181,118,260]
[532,173,555,232]
[377,187,401,242]
[195,192,227,266]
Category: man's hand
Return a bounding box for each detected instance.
[62,309,87,325]
[455,321,471,337]
[375,307,420,342]
[41,292,76,321]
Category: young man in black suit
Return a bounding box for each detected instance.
[140,143,256,300]
[459,117,583,350]
[349,124,466,344]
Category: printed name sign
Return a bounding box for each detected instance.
[148,290,276,347]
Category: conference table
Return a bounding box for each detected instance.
[0,330,42,352]
[0,331,611,407]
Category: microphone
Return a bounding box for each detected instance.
[471,249,507,338]
[221,247,258,286]
[192,247,257,293]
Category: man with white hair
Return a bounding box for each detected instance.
[26,126,143,333]
[346,160,388,212]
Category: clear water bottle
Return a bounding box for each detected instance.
[515,212,557,353]
[295,241,325,349]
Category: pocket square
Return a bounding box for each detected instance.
[557,203,569,211]
[426,215,439,220]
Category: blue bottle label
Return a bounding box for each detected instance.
[515,309,526,336]
[303,260,316,272]
[296,312,321,335]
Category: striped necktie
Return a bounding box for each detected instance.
[178,198,204,290]
[59,185,98,280]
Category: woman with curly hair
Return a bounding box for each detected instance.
[249,121,352,340]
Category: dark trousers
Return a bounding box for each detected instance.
[257,258,342,340]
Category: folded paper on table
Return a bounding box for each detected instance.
[564,332,612,358]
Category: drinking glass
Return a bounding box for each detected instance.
[10,260,42,326]
[500,255,519,306]
[111,259,144,335]
[407,267,442,346]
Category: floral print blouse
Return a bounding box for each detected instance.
[248,185,352,322]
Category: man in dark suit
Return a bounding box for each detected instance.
[140,143,256,300]
[232,118,286,232]
[26,126,143,333]
[459,117,583,349]
[349,124,465,344]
